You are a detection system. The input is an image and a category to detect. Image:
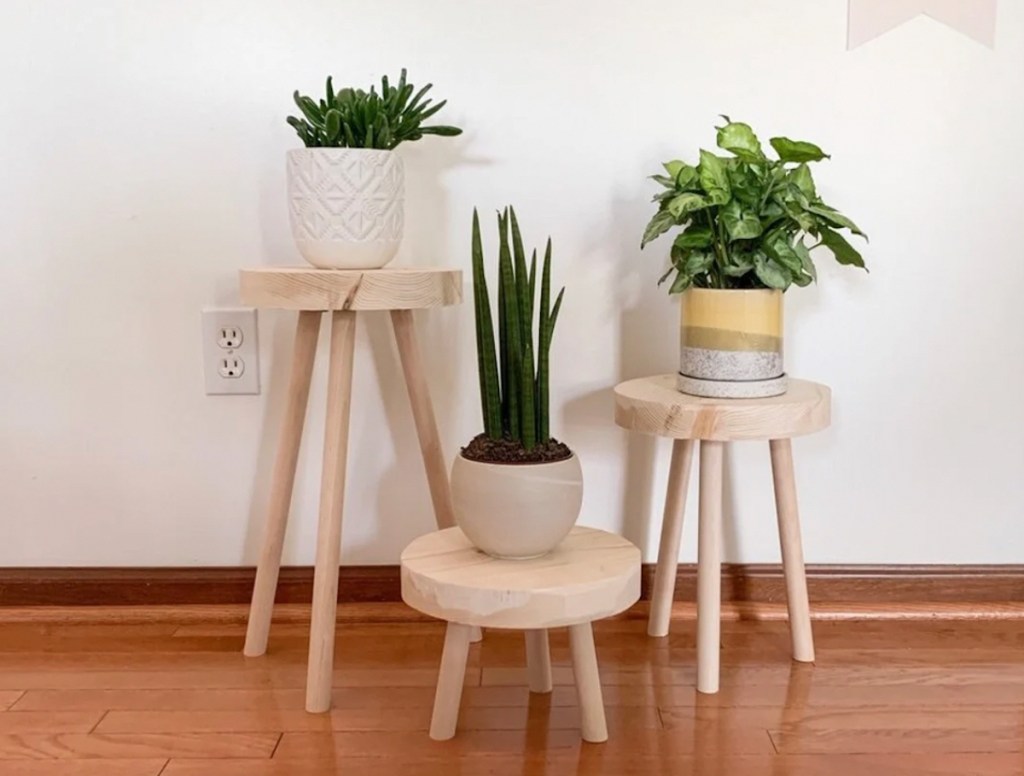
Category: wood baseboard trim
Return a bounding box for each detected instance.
[2,563,1023,608]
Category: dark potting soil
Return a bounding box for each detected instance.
[460,433,573,465]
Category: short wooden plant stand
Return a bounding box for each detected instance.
[239,267,462,713]
[614,375,831,693]
[401,526,641,743]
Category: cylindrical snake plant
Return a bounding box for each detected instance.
[471,208,564,450]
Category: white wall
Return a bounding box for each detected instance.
[2,0,1022,567]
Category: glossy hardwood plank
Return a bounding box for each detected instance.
[0,711,105,733]
[0,691,24,710]
[2,761,168,776]
[0,732,279,759]
[95,704,660,734]
[160,754,1024,776]
[0,666,481,691]
[770,708,1024,754]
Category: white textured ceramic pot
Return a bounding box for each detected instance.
[450,454,584,559]
[286,148,404,269]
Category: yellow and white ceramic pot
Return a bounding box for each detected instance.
[678,288,787,398]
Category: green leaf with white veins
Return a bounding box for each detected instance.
[819,227,866,269]
[674,226,713,250]
[698,150,731,205]
[716,120,765,163]
[641,209,675,247]
[668,192,708,219]
[721,200,762,240]
[807,204,867,238]
[754,254,790,289]
[770,137,829,163]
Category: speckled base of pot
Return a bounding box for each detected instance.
[677,372,789,399]
[680,346,783,381]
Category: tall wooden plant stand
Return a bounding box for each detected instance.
[239,267,462,713]
[614,375,831,694]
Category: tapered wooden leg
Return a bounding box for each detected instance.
[525,629,553,694]
[244,311,321,658]
[305,311,357,713]
[390,309,455,530]
[429,622,473,740]
[770,438,815,663]
[648,439,696,638]
[696,440,724,694]
[569,622,607,743]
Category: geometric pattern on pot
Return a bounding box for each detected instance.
[287,149,404,242]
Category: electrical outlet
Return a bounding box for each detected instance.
[202,308,259,395]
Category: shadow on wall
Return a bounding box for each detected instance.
[241,137,481,564]
[561,193,750,561]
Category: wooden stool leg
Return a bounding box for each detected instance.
[430,622,473,741]
[569,622,608,743]
[244,311,321,657]
[525,629,553,694]
[390,309,456,530]
[770,438,815,663]
[305,311,358,713]
[648,438,696,638]
[696,440,724,694]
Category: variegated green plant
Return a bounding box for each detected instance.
[471,208,564,450]
[641,118,867,292]
[287,69,462,150]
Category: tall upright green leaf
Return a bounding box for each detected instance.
[537,240,552,442]
[471,210,501,439]
[520,340,537,450]
[498,210,522,439]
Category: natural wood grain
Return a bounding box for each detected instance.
[159,754,1024,776]
[0,732,279,759]
[0,691,24,710]
[1,762,167,776]
[568,622,607,743]
[7,564,1024,607]
[648,438,695,638]
[769,437,815,663]
[244,310,321,658]
[401,527,641,629]
[696,440,724,694]
[239,267,462,311]
[3,610,1024,773]
[614,374,831,440]
[429,622,472,740]
[305,309,357,713]
[0,712,104,733]
[524,630,553,694]
[390,309,456,530]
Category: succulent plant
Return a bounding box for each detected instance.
[287,69,462,150]
[471,208,564,450]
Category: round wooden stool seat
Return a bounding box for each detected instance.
[401,526,641,629]
[401,527,641,743]
[614,374,830,441]
[239,266,462,310]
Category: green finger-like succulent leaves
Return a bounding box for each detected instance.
[641,118,867,292]
[470,208,564,449]
[287,68,462,150]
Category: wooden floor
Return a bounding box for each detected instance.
[0,603,1022,775]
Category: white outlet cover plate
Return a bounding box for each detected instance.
[202,307,260,395]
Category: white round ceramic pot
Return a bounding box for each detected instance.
[286,148,404,269]
[450,453,584,559]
